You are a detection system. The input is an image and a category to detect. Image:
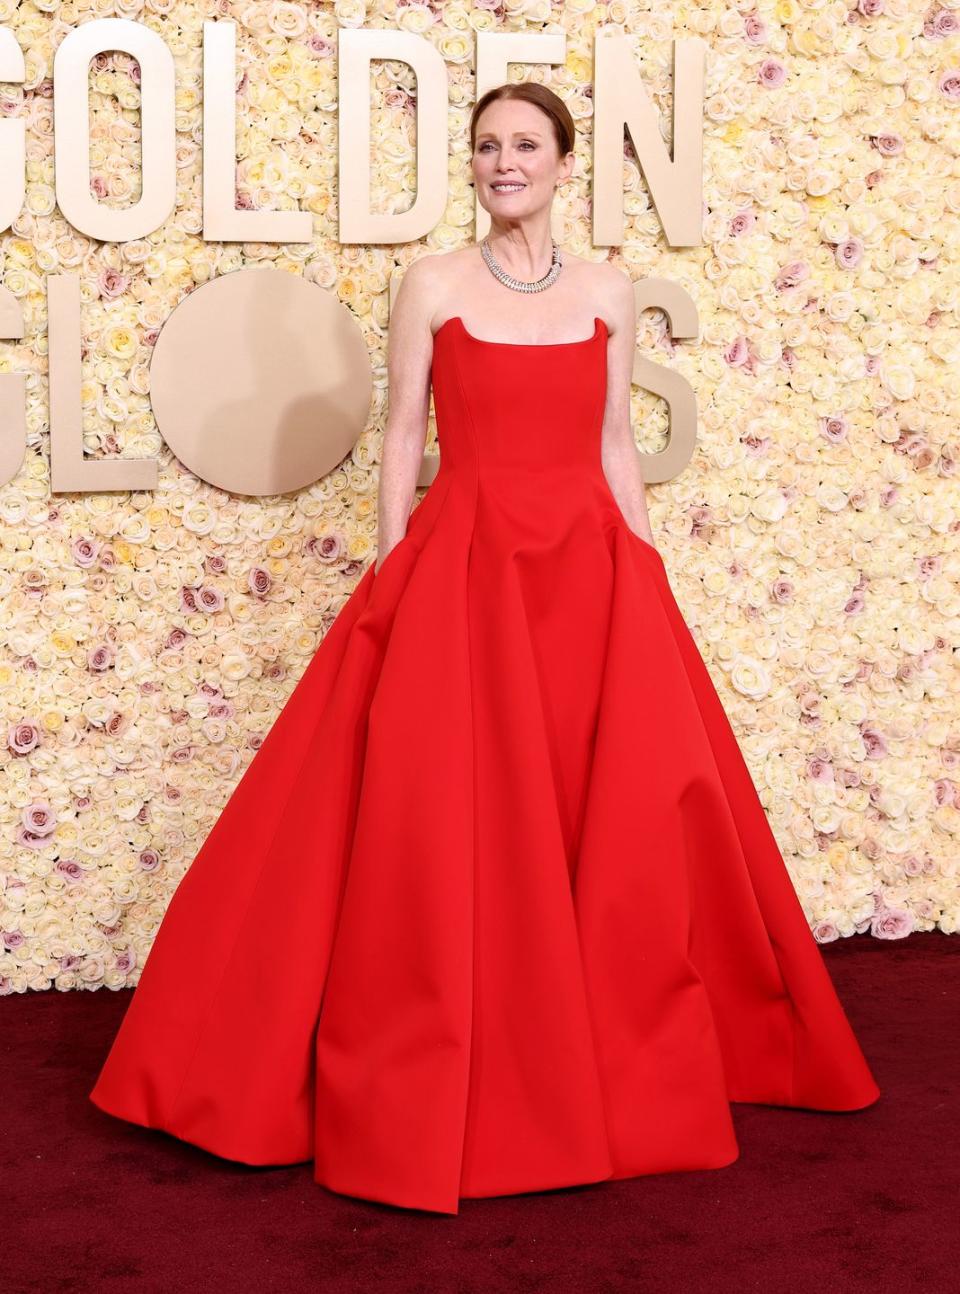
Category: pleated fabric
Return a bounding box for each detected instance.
[90,315,880,1214]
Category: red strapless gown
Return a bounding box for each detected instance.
[90,314,880,1214]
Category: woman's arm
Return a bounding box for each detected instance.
[376,258,437,573]
[599,265,656,548]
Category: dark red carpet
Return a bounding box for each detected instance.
[8,932,958,1293]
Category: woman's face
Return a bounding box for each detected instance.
[471,99,573,222]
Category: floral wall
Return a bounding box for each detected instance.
[1,0,958,994]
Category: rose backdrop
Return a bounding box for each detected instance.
[0,0,958,993]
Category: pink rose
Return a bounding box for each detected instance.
[97,268,129,299]
[873,132,903,157]
[22,800,56,835]
[775,261,810,291]
[758,59,787,89]
[197,586,225,613]
[306,533,346,564]
[742,433,771,455]
[812,921,840,943]
[248,566,272,597]
[820,414,848,443]
[8,720,41,755]
[87,643,115,672]
[723,336,750,368]
[23,569,47,596]
[689,505,715,540]
[860,725,888,759]
[871,907,914,939]
[70,535,100,566]
[931,10,959,37]
[806,757,835,784]
[894,429,929,462]
[933,778,957,807]
[744,13,767,44]
[835,237,864,269]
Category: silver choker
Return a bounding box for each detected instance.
[480,236,563,293]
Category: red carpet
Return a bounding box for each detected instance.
[8,932,958,1293]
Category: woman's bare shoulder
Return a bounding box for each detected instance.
[401,248,480,330]
[407,246,477,281]
[564,251,629,284]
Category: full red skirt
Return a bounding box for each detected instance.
[90,316,880,1213]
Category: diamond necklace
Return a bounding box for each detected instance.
[480,236,563,293]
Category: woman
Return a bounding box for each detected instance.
[90,83,880,1216]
